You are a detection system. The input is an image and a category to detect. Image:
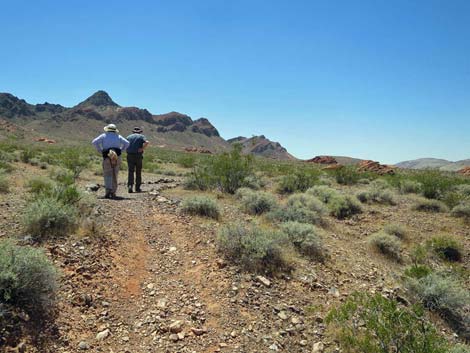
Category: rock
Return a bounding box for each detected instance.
[78,341,90,350]
[96,328,110,341]
[299,340,308,346]
[147,283,155,290]
[312,342,324,352]
[216,259,227,269]
[291,317,301,325]
[269,343,279,351]
[157,298,167,309]
[85,183,100,192]
[357,160,395,175]
[328,287,340,298]
[306,156,338,165]
[277,311,288,320]
[169,334,179,342]
[169,246,177,252]
[256,275,271,287]
[177,332,185,340]
[191,327,208,336]
[17,342,26,353]
[169,320,184,333]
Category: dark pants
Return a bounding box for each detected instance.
[127,153,143,188]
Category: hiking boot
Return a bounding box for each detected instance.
[128,186,133,193]
[135,187,142,193]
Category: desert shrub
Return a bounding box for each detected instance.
[450,344,470,353]
[0,239,58,318]
[49,168,75,186]
[268,194,326,225]
[328,194,362,219]
[181,196,220,219]
[0,160,13,173]
[55,149,91,179]
[412,198,448,213]
[280,221,327,262]
[306,185,339,203]
[22,197,78,240]
[451,202,470,221]
[326,292,450,353]
[428,236,463,262]
[184,164,214,190]
[357,179,396,205]
[177,154,196,168]
[0,171,9,193]
[368,232,402,262]
[217,224,292,274]
[239,190,278,215]
[456,184,470,197]
[20,149,37,163]
[399,179,422,194]
[404,265,433,279]
[383,223,407,239]
[243,174,266,190]
[235,187,253,199]
[413,170,458,200]
[406,273,469,335]
[333,166,362,185]
[185,145,254,194]
[27,176,54,195]
[277,169,320,194]
[29,157,40,166]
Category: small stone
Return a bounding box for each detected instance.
[230,330,237,338]
[328,287,340,297]
[157,298,167,308]
[96,328,110,341]
[219,342,228,347]
[191,327,208,336]
[78,341,90,350]
[177,332,185,340]
[216,259,227,269]
[291,317,301,325]
[312,342,324,352]
[277,311,288,320]
[169,334,179,342]
[256,275,271,287]
[147,283,155,290]
[269,343,279,351]
[169,320,184,333]
[299,340,308,346]
[122,336,129,342]
[169,246,177,252]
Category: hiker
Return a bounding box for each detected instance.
[92,124,130,199]
[126,127,149,193]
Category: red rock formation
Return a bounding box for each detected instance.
[306,156,338,164]
[358,160,395,175]
[184,147,212,154]
[458,166,470,176]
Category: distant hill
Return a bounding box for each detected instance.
[1,91,286,157]
[396,158,470,171]
[227,135,296,160]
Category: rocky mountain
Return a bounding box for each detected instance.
[396,158,470,171]
[0,91,229,152]
[227,135,295,160]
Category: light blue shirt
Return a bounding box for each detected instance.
[92,132,130,152]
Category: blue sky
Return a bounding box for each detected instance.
[1,0,469,163]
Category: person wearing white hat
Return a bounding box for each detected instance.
[92,124,130,199]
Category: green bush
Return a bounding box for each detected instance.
[357,187,396,205]
[243,174,266,190]
[412,198,448,213]
[326,292,450,353]
[20,149,37,163]
[456,184,470,197]
[217,224,292,274]
[55,149,91,179]
[449,344,470,353]
[368,232,402,262]
[404,265,433,279]
[181,196,220,219]
[306,185,339,203]
[0,171,9,193]
[277,169,320,194]
[413,170,459,200]
[0,239,58,318]
[267,193,326,225]
[239,190,278,215]
[177,154,196,168]
[451,202,470,221]
[185,145,254,194]
[406,273,469,335]
[333,166,362,185]
[280,221,327,262]
[383,223,407,239]
[328,194,362,219]
[428,236,463,262]
[399,179,422,194]
[28,176,82,205]
[27,176,54,195]
[22,197,78,240]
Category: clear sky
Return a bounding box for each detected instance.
[2,0,469,163]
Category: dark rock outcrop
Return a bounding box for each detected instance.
[76,90,119,108]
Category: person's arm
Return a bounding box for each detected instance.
[120,136,130,151]
[91,134,104,153]
[139,136,149,152]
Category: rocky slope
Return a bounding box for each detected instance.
[396,158,470,171]
[0,91,228,152]
[227,135,295,160]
